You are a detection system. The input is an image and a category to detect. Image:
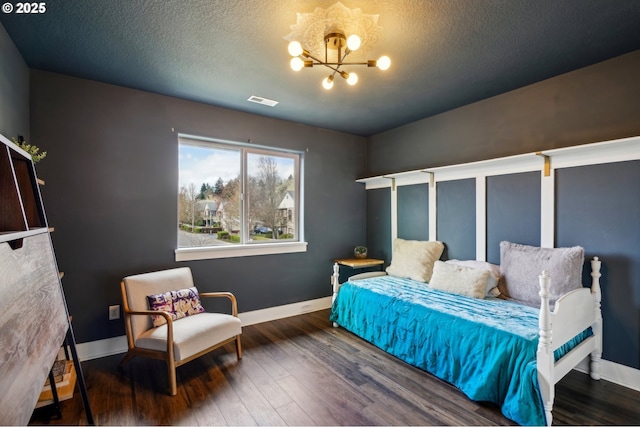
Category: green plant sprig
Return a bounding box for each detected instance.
[12,137,47,163]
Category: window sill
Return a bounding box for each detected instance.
[175,241,308,261]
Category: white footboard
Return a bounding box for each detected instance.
[537,257,602,425]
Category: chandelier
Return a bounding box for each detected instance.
[285,2,391,90]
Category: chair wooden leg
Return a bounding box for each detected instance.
[167,358,177,396]
[118,351,136,367]
[236,335,242,360]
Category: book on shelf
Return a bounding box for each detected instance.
[43,359,71,386]
[36,360,76,407]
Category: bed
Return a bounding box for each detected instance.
[329,239,603,426]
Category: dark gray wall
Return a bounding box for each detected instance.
[30,70,367,344]
[366,188,391,265]
[0,23,29,139]
[556,161,640,369]
[486,172,541,264]
[367,51,640,176]
[397,184,429,241]
[436,179,476,261]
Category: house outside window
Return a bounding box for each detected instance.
[176,135,306,261]
[278,191,295,235]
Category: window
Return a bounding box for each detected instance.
[176,135,306,261]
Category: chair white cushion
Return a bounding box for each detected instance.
[136,312,242,362]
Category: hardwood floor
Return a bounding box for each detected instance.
[30,309,640,426]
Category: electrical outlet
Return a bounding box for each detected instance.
[108,304,120,320]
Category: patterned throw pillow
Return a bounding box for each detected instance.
[147,287,205,327]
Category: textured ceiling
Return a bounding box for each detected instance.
[2,0,640,136]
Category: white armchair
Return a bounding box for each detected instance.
[119,267,242,395]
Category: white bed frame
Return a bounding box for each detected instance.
[537,256,602,425]
[332,257,603,426]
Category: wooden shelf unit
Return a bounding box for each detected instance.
[0,134,93,425]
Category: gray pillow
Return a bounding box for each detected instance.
[499,241,584,308]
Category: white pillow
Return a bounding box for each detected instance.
[445,259,501,297]
[385,238,444,282]
[429,261,490,299]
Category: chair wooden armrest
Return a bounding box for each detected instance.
[122,308,175,356]
[124,308,172,319]
[200,292,238,316]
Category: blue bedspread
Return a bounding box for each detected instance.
[329,275,590,426]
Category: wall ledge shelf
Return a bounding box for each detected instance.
[357,135,640,189]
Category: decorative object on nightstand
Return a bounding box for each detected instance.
[354,245,368,259]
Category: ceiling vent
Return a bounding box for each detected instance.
[247,95,279,107]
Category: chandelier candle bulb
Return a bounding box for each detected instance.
[347,34,361,51]
[288,41,303,57]
[322,75,334,90]
[377,56,391,70]
[290,57,304,71]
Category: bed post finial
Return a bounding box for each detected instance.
[591,257,602,302]
[590,257,603,380]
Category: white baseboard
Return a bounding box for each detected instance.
[72,335,128,362]
[74,296,640,395]
[575,357,640,392]
[74,296,333,361]
[238,296,332,326]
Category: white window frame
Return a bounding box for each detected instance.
[175,134,307,261]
